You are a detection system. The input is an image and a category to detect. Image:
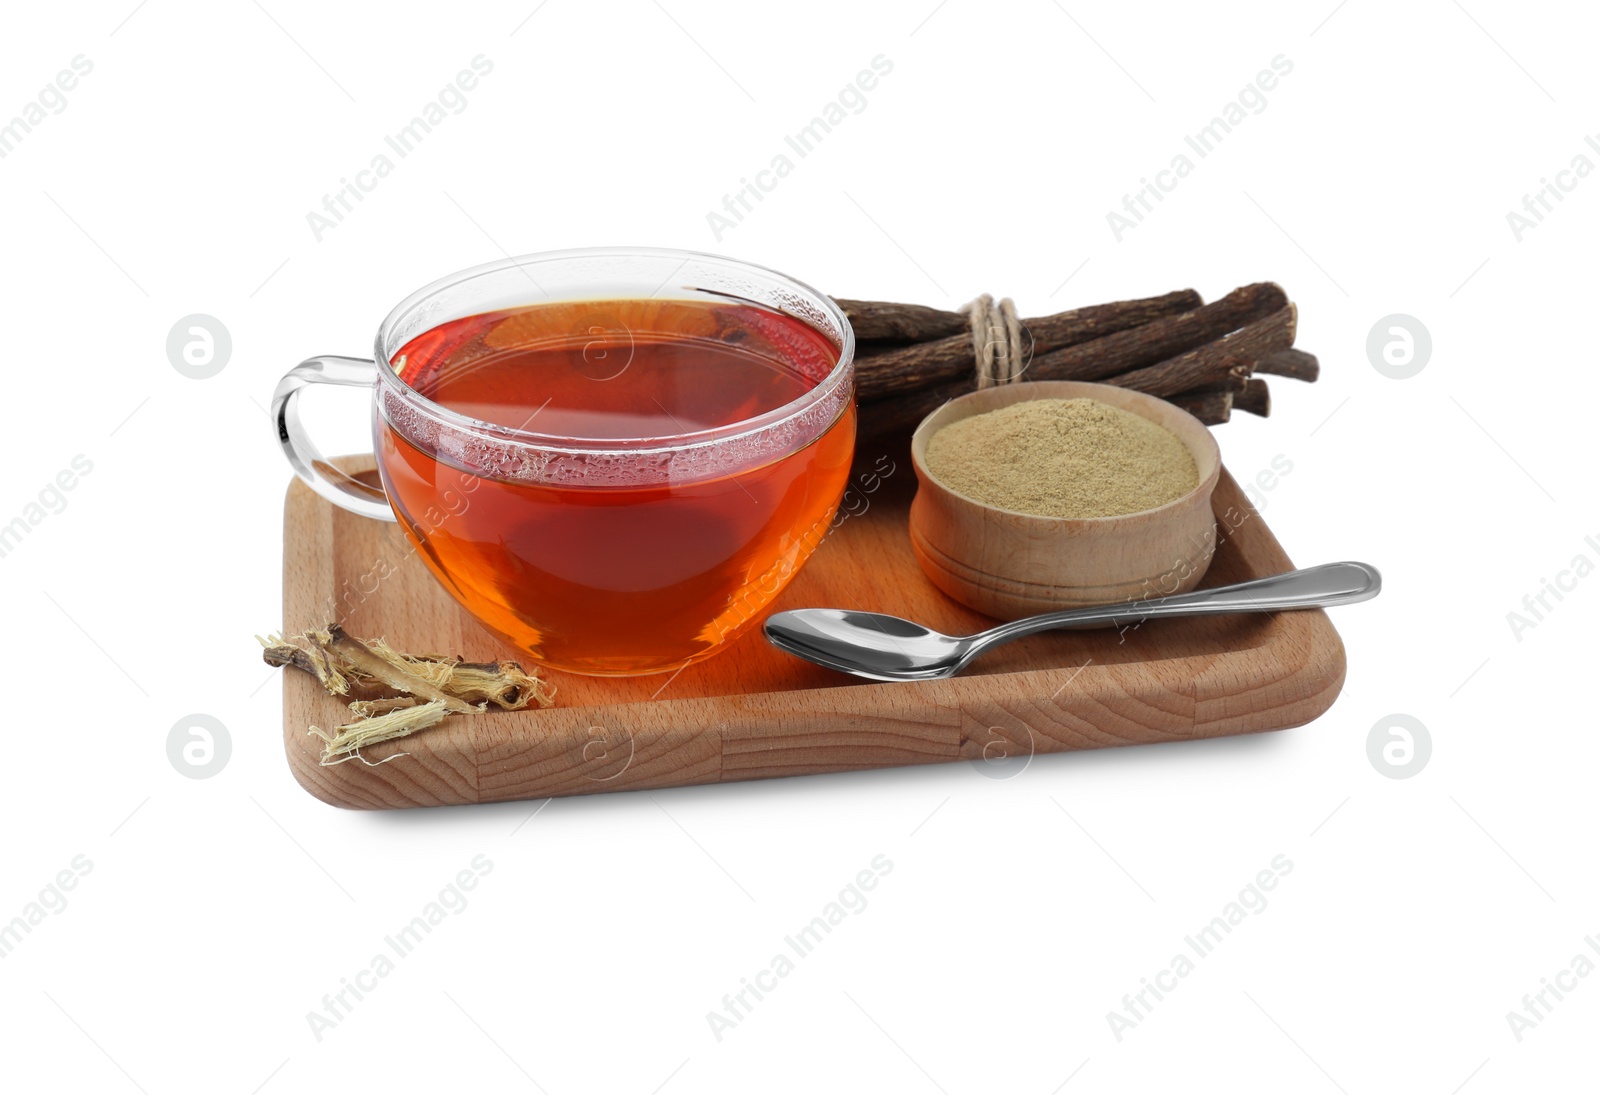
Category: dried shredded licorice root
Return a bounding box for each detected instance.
[258,626,555,766]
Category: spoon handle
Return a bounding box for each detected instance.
[978,561,1382,648]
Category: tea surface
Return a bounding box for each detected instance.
[394,298,837,438]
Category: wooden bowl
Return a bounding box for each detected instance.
[908,381,1222,621]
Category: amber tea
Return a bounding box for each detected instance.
[374,297,856,675]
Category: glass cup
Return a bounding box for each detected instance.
[273,247,857,676]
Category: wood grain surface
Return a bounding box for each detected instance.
[280,456,1346,809]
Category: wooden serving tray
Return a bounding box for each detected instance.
[281,456,1345,809]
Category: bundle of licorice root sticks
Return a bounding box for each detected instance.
[834,282,1317,442]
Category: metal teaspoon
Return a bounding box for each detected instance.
[763,561,1381,682]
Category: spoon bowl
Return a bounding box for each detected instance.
[763,610,972,681]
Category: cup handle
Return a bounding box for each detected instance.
[271,355,396,522]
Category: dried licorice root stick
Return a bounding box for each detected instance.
[1105,354,1250,400]
[262,626,555,766]
[832,298,970,343]
[348,634,554,711]
[319,626,482,714]
[852,289,1204,401]
[349,696,422,718]
[1254,348,1319,382]
[264,627,556,710]
[260,636,367,696]
[309,701,450,767]
[1107,306,1296,397]
[1235,378,1271,417]
[1168,388,1234,425]
[1016,283,1288,385]
[853,284,1291,439]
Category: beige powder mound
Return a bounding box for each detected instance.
[925,397,1198,518]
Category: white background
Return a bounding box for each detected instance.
[0,1,1593,1091]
